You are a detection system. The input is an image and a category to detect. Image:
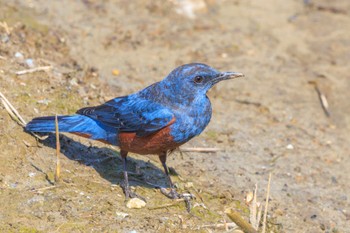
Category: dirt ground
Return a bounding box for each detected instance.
[0,0,349,232]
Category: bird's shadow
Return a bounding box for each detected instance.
[38,133,169,190]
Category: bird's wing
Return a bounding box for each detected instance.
[76,97,175,137]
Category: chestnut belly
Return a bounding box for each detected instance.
[118,125,182,155]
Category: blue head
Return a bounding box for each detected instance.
[159,63,244,104]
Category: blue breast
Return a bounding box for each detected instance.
[170,96,212,143]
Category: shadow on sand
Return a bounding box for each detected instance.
[34,133,170,190]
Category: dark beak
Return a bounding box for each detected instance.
[212,71,245,84]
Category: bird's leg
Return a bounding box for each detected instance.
[120,150,145,201]
[120,151,130,197]
[159,152,181,199]
[159,152,195,212]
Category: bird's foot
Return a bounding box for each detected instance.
[160,188,195,199]
[160,187,180,199]
[121,183,146,202]
[160,188,195,212]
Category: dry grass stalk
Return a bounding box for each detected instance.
[31,185,56,193]
[197,222,237,230]
[15,66,52,75]
[262,173,272,233]
[148,199,185,210]
[319,92,330,116]
[0,91,47,140]
[243,173,272,232]
[54,115,61,183]
[249,184,263,230]
[225,209,258,233]
[0,21,11,35]
[256,201,263,230]
[0,91,26,126]
[250,184,257,227]
[308,81,330,117]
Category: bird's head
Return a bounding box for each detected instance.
[162,63,244,99]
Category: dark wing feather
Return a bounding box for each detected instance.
[77,97,174,137]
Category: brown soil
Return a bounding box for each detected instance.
[0,0,349,232]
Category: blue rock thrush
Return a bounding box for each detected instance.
[26,63,244,199]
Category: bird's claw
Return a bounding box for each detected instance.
[160,187,180,199]
[160,188,195,199]
[160,188,195,212]
[121,182,146,202]
[127,190,147,202]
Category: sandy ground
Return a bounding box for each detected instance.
[0,0,349,232]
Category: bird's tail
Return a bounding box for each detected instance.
[25,114,118,145]
[26,115,90,133]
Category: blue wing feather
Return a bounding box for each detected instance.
[77,96,174,137]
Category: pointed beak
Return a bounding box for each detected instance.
[212,71,245,84]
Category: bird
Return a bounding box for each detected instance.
[26,63,244,199]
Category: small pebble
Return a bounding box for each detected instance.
[221,53,228,58]
[69,78,78,86]
[15,52,24,59]
[25,58,35,68]
[116,211,129,220]
[246,191,253,204]
[112,69,120,76]
[286,144,294,150]
[185,182,193,188]
[126,198,146,209]
[159,216,169,223]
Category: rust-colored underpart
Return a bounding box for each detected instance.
[71,118,182,155]
[118,124,182,155]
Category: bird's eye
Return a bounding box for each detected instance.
[194,76,204,84]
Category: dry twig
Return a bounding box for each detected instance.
[225,209,258,233]
[15,66,52,75]
[309,81,330,117]
[234,173,272,232]
[262,173,272,233]
[0,91,26,126]
[0,91,47,140]
[0,21,11,35]
[31,185,56,193]
[54,115,61,183]
[148,199,185,210]
[251,184,257,227]
[197,222,237,230]
[248,184,263,230]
